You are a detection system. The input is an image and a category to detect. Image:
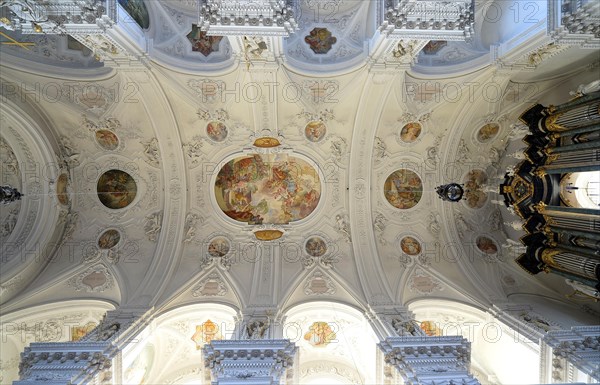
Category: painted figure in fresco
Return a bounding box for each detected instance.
[305,28,336,54]
[306,237,327,257]
[215,155,320,225]
[208,238,230,258]
[95,130,119,150]
[422,40,447,55]
[385,170,422,209]
[98,229,120,249]
[401,236,421,255]
[477,237,498,255]
[400,122,422,142]
[464,170,488,209]
[206,121,227,141]
[305,121,326,142]
[97,170,136,209]
[477,123,499,142]
[304,321,336,347]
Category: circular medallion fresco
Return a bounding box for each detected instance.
[206,121,228,142]
[96,170,137,209]
[476,123,500,143]
[215,154,321,224]
[400,236,421,255]
[400,122,422,143]
[305,237,327,257]
[95,130,119,150]
[56,173,69,205]
[476,236,498,255]
[98,229,121,249]
[305,121,326,142]
[384,169,423,209]
[208,237,230,257]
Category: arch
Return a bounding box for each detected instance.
[0,98,69,305]
[560,171,600,209]
[0,300,114,384]
[135,303,238,384]
[283,301,379,385]
[409,299,540,385]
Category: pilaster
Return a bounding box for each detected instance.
[542,326,600,382]
[13,307,153,385]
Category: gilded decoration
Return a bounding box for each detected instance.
[71,322,97,341]
[304,321,336,347]
[420,321,442,336]
[253,137,281,148]
[383,169,423,209]
[305,28,337,54]
[187,25,224,56]
[56,173,69,205]
[215,154,321,224]
[254,229,283,241]
[191,320,222,349]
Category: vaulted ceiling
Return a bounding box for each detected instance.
[1,0,599,323]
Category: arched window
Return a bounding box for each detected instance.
[560,171,600,209]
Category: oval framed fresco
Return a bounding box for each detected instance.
[98,229,121,249]
[476,236,498,255]
[383,169,423,209]
[305,121,326,142]
[214,154,321,224]
[96,169,137,209]
[95,130,119,150]
[56,173,69,205]
[464,169,488,209]
[400,236,422,255]
[476,123,500,143]
[208,237,230,258]
[305,236,327,257]
[399,122,422,143]
[206,121,228,142]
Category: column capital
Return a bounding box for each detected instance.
[204,339,297,385]
[542,326,600,381]
[379,335,480,385]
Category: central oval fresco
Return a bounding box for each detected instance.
[215,154,321,224]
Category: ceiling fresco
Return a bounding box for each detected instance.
[96,169,138,210]
[0,0,599,383]
[214,154,321,224]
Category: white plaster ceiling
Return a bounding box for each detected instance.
[1,0,599,328]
